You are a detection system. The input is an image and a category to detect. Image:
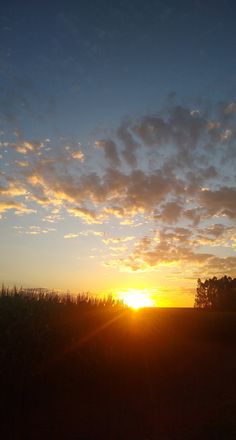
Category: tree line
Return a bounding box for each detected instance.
[194,276,236,310]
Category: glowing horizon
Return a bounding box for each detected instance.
[115,288,157,309]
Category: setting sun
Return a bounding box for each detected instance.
[117,288,156,309]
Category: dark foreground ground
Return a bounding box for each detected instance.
[1,292,236,439]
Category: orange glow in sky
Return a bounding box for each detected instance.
[117,288,157,309]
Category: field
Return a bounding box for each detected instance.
[1,288,236,439]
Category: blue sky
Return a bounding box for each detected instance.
[0,0,236,305]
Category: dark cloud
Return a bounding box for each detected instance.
[95,139,121,167]
[117,122,139,167]
[132,115,171,148]
[154,201,183,224]
[199,187,236,219]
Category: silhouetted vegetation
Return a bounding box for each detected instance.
[195,276,236,310]
[1,286,236,439]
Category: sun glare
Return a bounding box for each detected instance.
[118,288,156,309]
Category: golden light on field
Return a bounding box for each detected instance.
[117,288,157,309]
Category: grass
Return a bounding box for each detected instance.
[1,286,236,439]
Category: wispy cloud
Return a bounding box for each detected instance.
[64,230,104,239]
[14,225,56,235]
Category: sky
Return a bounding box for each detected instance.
[0,0,236,306]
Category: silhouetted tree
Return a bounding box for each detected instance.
[194,276,236,310]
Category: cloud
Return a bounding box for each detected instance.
[102,236,134,245]
[132,115,172,148]
[202,256,236,277]
[2,98,234,220]
[182,207,203,226]
[14,225,56,235]
[1,97,236,282]
[64,233,81,239]
[126,105,208,165]
[71,150,84,161]
[67,206,104,224]
[199,187,236,219]
[64,230,104,239]
[0,182,27,197]
[101,168,184,216]
[22,163,184,220]
[111,226,236,276]
[0,199,24,213]
[109,245,128,253]
[42,209,63,223]
[154,201,183,224]
[196,224,234,242]
[15,141,39,154]
[223,102,236,115]
[0,199,36,215]
[15,160,30,168]
[2,140,42,154]
[95,139,121,167]
[117,122,139,167]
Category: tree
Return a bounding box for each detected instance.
[194,276,236,310]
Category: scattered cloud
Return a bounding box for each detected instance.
[1,97,236,281]
[64,232,81,239]
[108,226,236,277]
[0,199,36,215]
[102,236,134,244]
[14,225,55,235]
[64,230,104,239]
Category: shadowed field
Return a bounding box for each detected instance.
[1,288,236,439]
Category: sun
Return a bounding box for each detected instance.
[117,288,156,309]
